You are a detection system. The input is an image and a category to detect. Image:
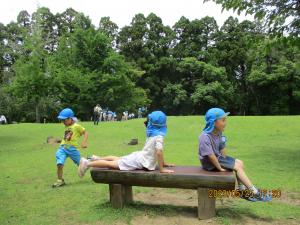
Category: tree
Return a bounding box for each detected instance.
[99,16,119,47]
[173,16,219,60]
[47,27,149,119]
[11,12,53,122]
[205,0,300,36]
[31,7,58,52]
[212,17,264,114]
[247,39,300,114]
[161,83,188,114]
[177,57,233,114]
[1,7,299,121]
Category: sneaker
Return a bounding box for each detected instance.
[78,157,89,178]
[237,189,251,201]
[87,155,101,162]
[248,189,273,202]
[52,179,65,188]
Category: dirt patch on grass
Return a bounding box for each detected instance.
[131,214,218,225]
[272,191,300,206]
[77,188,300,225]
[135,188,197,207]
[131,188,300,225]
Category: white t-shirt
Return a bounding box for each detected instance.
[94,106,101,113]
[137,135,164,170]
[0,115,7,123]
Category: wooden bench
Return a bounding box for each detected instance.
[90,166,236,219]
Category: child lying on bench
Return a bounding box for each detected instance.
[199,108,272,202]
[78,111,175,177]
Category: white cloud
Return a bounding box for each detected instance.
[0,0,253,28]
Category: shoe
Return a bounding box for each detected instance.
[248,189,272,202]
[87,155,101,161]
[238,189,254,201]
[78,157,89,178]
[52,179,65,188]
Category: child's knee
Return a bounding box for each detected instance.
[108,160,120,169]
[234,159,244,170]
[237,159,244,168]
[57,164,63,169]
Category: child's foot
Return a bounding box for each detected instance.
[87,155,101,162]
[78,158,89,178]
[248,189,273,202]
[238,190,254,201]
[52,179,65,188]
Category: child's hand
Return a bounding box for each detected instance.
[160,168,174,173]
[81,142,88,148]
[219,168,227,172]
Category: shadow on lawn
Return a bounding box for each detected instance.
[92,201,275,223]
[0,135,25,149]
[217,207,273,223]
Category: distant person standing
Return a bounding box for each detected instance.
[102,110,107,121]
[138,108,142,118]
[123,111,128,121]
[0,115,7,124]
[93,104,102,125]
[106,111,112,121]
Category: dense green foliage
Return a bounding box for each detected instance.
[0,5,299,122]
[206,0,300,36]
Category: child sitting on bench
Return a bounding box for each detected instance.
[199,108,272,202]
[78,111,175,177]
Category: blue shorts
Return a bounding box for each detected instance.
[56,145,81,166]
[206,155,236,171]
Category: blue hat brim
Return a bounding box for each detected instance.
[57,115,68,120]
[221,112,230,118]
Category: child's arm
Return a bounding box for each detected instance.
[157,149,174,173]
[208,154,226,172]
[81,130,88,148]
[220,148,226,157]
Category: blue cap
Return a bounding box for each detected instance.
[203,108,230,133]
[57,108,75,120]
[146,111,167,137]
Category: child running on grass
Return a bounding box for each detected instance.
[78,111,174,177]
[52,108,88,188]
[198,108,272,202]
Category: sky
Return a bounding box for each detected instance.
[0,0,253,28]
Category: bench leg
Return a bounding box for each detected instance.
[123,185,133,203]
[197,188,216,219]
[109,184,133,208]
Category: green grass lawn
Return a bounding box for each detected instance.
[0,116,300,225]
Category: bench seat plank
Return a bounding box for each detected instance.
[91,166,236,190]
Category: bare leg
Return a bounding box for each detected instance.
[57,164,63,180]
[237,177,243,185]
[88,159,120,169]
[233,159,253,188]
[99,156,121,161]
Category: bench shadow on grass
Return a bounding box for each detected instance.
[92,201,275,223]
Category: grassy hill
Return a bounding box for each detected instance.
[0,116,299,225]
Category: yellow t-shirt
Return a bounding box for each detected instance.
[60,123,85,148]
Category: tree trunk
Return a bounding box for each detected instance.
[35,100,40,123]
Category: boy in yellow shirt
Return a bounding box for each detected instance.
[52,108,88,188]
